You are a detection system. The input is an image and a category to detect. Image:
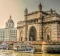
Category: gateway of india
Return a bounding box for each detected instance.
[17,3,60,43]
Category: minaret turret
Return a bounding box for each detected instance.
[24,8,28,41]
[38,3,42,11]
[24,8,28,16]
[50,8,53,14]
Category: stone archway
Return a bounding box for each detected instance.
[45,27,51,41]
[29,26,36,41]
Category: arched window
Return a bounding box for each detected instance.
[20,30,23,41]
[45,27,51,41]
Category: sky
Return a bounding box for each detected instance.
[0,0,60,28]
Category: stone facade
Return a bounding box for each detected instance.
[17,3,60,42]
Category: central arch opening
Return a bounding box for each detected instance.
[29,26,36,41]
